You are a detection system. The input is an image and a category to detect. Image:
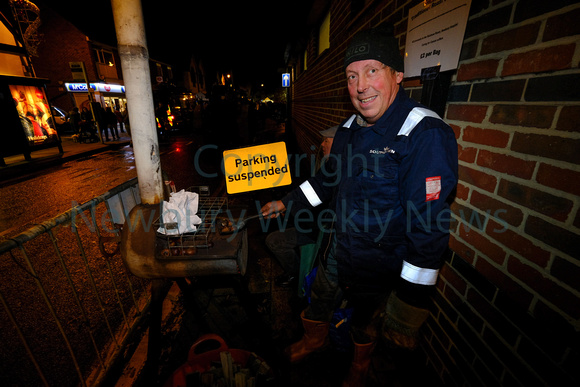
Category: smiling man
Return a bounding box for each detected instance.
[262,24,458,386]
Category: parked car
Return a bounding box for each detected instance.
[50,105,71,133]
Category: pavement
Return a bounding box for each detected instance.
[0,132,132,185]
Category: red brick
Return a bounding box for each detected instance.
[457,59,499,81]
[481,22,540,55]
[498,179,573,222]
[536,163,580,196]
[459,226,507,265]
[458,144,477,163]
[486,220,550,268]
[449,235,476,264]
[476,149,536,179]
[551,256,580,293]
[467,288,520,344]
[440,264,467,295]
[502,44,576,77]
[471,190,524,227]
[458,165,498,193]
[490,105,556,128]
[525,216,579,260]
[507,256,580,319]
[459,39,478,61]
[463,126,510,148]
[455,182,469,201]
[475,256,533,307]
[452,201,485,232]
[449,123,461,139]
[544,8,580,42]
[446,104,488,123]
[511,132,580,165]
[556,106,580,133]
[460,289,485,332]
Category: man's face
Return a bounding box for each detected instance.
[346,59,404,125]
[321,137,334,158]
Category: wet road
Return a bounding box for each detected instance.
[0,146,137,239]
[0,133,223,241]
[0,131,228,386]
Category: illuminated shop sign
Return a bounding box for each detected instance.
[65,83,126,93]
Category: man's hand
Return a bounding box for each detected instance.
[260,200,286,219]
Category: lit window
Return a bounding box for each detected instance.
[318,11,330,55]
[94,48,115,66]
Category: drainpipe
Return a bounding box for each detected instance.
[110,0,163,204]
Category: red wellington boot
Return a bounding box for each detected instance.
[342,340,376,387]
[284,311,330,363]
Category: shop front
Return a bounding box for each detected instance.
[65,82,127,113]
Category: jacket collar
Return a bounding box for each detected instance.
[342,86,405,135]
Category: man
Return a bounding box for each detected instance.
[265,125,337,288]
[261,24,458,386]
[69,107,81,135]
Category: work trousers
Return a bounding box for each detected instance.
[265,227,300,275]
[304,231,394,344]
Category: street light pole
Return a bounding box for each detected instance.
[110,0,163,205]
[111,1,166,375]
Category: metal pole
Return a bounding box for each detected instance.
[110,0,164,204]
[79,61,104,144]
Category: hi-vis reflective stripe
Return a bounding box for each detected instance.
[299,180,323,207]
[401,261,439,285]
[397,107,441,136]
[343,114,356,128]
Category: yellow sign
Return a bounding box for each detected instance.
[223,142,292,194]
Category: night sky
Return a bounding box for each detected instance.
[44,0,312,90]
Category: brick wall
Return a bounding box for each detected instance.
[34,8,95,112]
[290,0,580,385]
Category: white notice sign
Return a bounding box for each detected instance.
[404,0,471,78]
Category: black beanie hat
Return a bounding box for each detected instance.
[343,24,404,72]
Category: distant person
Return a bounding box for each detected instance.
[104,106,120,141]
[114,108,126,133]
[122,108,131,138]
[80,107,98,142]
[69,107,82,135]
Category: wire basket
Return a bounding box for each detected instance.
[155,193,228,258]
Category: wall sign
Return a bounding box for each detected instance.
[404,0,471,78]
[223,142,292,194]
[282,73,290,87]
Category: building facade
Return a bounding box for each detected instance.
[32,5,174,118]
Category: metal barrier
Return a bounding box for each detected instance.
[0,177,150,387]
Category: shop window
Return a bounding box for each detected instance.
[318,11,330,55]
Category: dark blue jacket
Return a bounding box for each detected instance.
[283,87,458,294]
